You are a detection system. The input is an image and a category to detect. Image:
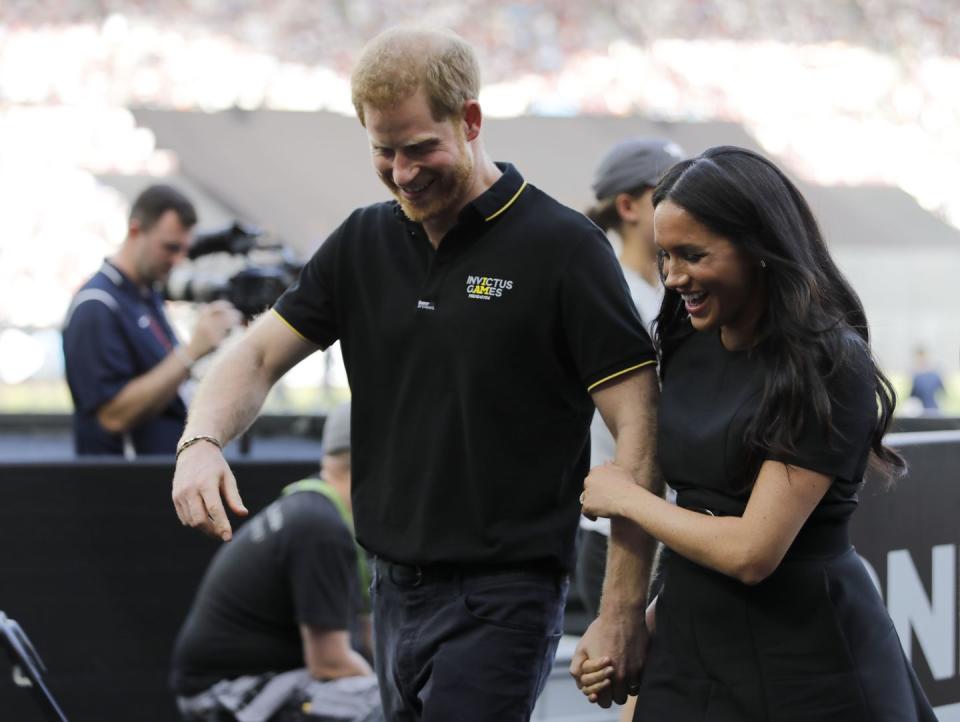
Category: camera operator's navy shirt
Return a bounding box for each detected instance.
[273,164,655,570]
[62,260,187,455]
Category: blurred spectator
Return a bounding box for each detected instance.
[910,346,946,413]
[586,137,685,332]
[62,184,240,456]
[170,401,382,722]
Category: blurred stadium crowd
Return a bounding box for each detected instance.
[0,0,957,398]
[4,1,957,73]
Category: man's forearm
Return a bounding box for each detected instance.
[600,519,657,613]
[97,352,190,433]
[601,431,660,613]
[183,313,318,445]
[172,314,316,538]
[307,649,374,681]
[181,337,272,445]
[596,368,662,612]
[570,368,660,703]
[301,626,374,680]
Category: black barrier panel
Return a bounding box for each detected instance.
[0,459,316,722]
[0,436,958,722]
[0,414,326,462]
[852,431,960,712]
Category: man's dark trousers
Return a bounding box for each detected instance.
[372,560,568,721]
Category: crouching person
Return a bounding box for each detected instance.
[170,402,382,722]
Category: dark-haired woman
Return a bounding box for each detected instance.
[575,146,936,721]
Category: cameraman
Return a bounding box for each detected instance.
[62,185,241,456]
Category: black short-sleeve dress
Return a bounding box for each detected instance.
[635,329,937,722]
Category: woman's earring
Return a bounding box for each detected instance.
[760,259,767,269]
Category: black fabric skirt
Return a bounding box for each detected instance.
[634,545,937,722]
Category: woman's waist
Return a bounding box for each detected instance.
[675,492,851,560]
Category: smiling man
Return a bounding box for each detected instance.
[172,27,661,721]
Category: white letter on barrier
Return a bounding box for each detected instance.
[887,544,956,680]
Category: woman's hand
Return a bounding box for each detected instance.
[577,655,615,703]
[581,462,639,519]
[576,597,658,704]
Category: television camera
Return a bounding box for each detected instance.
[165,222,302,320]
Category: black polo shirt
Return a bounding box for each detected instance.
[273,163,654,570]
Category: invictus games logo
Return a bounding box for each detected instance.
[466,274,514,301]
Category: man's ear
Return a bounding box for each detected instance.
[462,99,482,142]
[615,193,641,223]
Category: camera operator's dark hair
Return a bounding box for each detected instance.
[129,184,197,232]
[652,146,904,480]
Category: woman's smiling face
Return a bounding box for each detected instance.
[654,199,766,350]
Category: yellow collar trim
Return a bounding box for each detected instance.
[484,181,528,222]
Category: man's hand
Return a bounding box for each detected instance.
[171,313,316,541]
[186,300,242,360]
[172,441,247,541]
[570,611,649,707]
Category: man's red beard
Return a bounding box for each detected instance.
[385,141,473,224]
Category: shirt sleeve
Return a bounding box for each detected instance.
[62,299,137,415]
[766,340,877,483]
[272,222,345,350]
[560,230,657,391]
[287,517,358,631]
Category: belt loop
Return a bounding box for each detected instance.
[409,565,424,588]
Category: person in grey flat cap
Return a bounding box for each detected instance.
[580,137,685,722]
[170,400,383,722]
[586,138,686,331]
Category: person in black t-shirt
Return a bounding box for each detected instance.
[171,27,660,721]
[171,402,382,722]
[574,146,936,721]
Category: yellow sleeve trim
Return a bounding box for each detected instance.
[271,308,313,345]
[484,182,528,222]
[586,359,656,392]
